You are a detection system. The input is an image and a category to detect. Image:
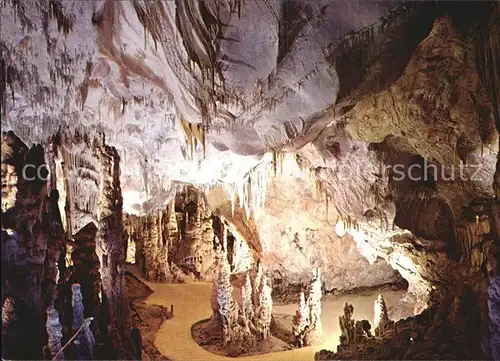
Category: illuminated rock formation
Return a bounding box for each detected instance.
[374,294,390,337]
[1,1,499,360]
[292,267,323,347]
[308,268,323,340]
[255,275,273,340]
[338,302,356,349]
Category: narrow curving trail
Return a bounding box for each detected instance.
[128,266,317,361]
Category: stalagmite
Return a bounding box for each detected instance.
[339,303,355,349]
[253,262,263,307]
[373,294,390,337]
[293,291,310,347]
[94,144,131,356]
[309,267,323,339]
[216,241,233,343]
[255,275,273,340]
[46,306,64,360]
[72,222,101,322]
[242,272,254,331]
[72,283,95,360]
[126,235,136,264]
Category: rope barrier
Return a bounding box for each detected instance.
[52,317,93,360]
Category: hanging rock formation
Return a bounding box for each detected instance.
[1,1,500,360]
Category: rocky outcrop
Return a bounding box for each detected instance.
[2,130,136,359]
[295,13,499,319]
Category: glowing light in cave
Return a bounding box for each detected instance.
[335,221,347,237]
[224,154,272,219]
[126,236,136,264]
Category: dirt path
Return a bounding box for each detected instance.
[128,266,315,361]
[127,266,404,361]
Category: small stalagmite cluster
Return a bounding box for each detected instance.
[316,295,390,360]
[211,229,272,356]
[292,267,323,347]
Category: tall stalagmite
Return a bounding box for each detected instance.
[95,144,131,357]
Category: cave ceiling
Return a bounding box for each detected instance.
[1,0,498,216]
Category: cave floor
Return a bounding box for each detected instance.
[127,265,404,361]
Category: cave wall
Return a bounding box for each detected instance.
[293,13,499,316]
[1,130,135,359]
[255,155,403,292]
[1,131,63,359]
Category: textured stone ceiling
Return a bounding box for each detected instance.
[1,0,399,213]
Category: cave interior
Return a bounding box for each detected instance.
[1,0,500,360]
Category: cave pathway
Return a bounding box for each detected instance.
[128,266,317,361]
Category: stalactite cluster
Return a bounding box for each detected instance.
[180,118,206,159]
[224,158,272,219]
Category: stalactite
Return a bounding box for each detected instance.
[180,118,206,159]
